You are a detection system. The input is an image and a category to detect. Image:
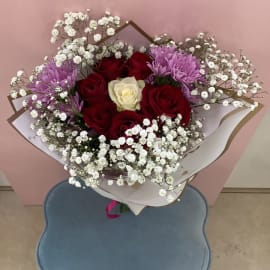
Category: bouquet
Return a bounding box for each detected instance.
[9,10,262,215]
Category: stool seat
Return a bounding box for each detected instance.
[37,181,211,270]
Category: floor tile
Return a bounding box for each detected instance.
[0,191,43,270]
[206,193,270,270]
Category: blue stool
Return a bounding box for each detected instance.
[37,181,211,270]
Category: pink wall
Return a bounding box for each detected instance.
[1,0,269,204]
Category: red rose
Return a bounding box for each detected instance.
[76,72,109,106]
[127,52,152,80]
[140,84,191,126]
[83,101,117,136]
[95,57,126,81]
[108,111,143,139]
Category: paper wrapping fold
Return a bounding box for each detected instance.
[8,95,29,112]
[8,108,65,165]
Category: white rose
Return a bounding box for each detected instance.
[108,77,145,111]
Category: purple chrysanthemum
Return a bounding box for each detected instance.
[28,59,78,106]
[58,92,83,121]
[148,46,203,102]
[148,46,176,77]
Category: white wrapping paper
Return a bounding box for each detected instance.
[8,22,262,214]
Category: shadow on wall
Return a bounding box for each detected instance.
[0,170,9,186]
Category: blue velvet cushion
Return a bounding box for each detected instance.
[37,181,211,270]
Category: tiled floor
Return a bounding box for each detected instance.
[206,192,270,270]
[0,191,43,270]
[0,190,270,270]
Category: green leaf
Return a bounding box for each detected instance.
[119,203,130,213]
[154,76,180,88]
